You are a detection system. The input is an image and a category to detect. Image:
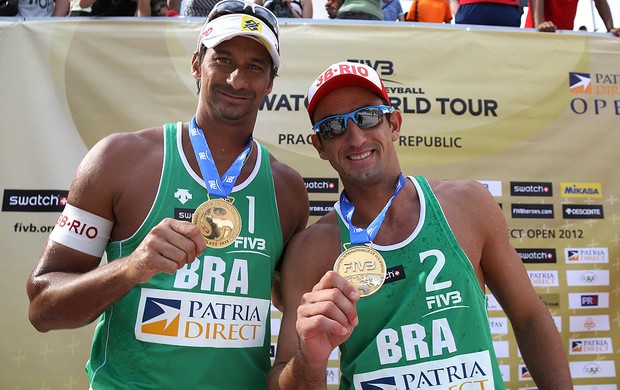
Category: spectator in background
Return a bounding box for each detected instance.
[80,0,151,15]
[405,0,452,23]
[257,0,313,18]
[450,0,521,27]
[17,0,68,16]
[152,0,179,15]
[0,0,18,16]
[525,0,619,37]
[68,0,92,15]
[336,0,384,20]
[182,0,218,16]
[324,0,339,18]
[381,0,404,21]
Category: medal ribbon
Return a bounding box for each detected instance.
[188,116,252,198]
[339,173,406,245]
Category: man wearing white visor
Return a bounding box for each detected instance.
[26,1,309,388]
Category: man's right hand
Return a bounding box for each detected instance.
[295,270,360,366]
[127,218,207,284]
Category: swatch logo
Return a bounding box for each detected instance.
[140,297,181,337]
[384,264,406,285]
[516,248,556,263]
[304,178,339,193]
[510,181,552,197]
[2,189,68,212]
[569,72,592,94]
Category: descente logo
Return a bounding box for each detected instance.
[562,204,604,219]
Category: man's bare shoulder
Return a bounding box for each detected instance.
[90,126,164,163]
[282,211,342,282]
[288,212,341,260]
[268,152,304,183]
[267,151,310,242]
[68,126,165,215]
[426,178,492,205]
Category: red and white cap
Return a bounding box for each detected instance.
[307,61,390,120]
[196,13,280,70]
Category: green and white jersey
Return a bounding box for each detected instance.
[86,123,283,389]
[335,176,504,390]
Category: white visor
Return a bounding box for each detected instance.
[196,13,280,69]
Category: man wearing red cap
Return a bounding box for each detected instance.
[26,1,308,388]
[268,61,572,389]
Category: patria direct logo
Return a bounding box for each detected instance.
[141,297,182,337]
[569,72,592,94]
[568,71,620,116]
[569,71,620,96]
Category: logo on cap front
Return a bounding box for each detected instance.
[241,15,262,32]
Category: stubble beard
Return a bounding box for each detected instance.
[208,86,257,123]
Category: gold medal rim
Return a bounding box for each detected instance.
[333,246,386,298]
[192,198,242,248]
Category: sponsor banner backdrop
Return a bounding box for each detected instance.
[1,19,618,389]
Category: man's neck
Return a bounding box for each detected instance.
[342,174,404,227]
[183,121,255,178]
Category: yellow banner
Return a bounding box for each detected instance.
[1,19,618,389]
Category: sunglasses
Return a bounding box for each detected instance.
[207,0,279,37]
[312,105,393,140]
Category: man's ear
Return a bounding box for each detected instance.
[389,109,403,141]
[265,76,274,96]
[191,51,201,81]
[311,134,329,161]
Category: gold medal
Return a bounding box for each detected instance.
[192,198,242,248]
[333,245,386,297]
